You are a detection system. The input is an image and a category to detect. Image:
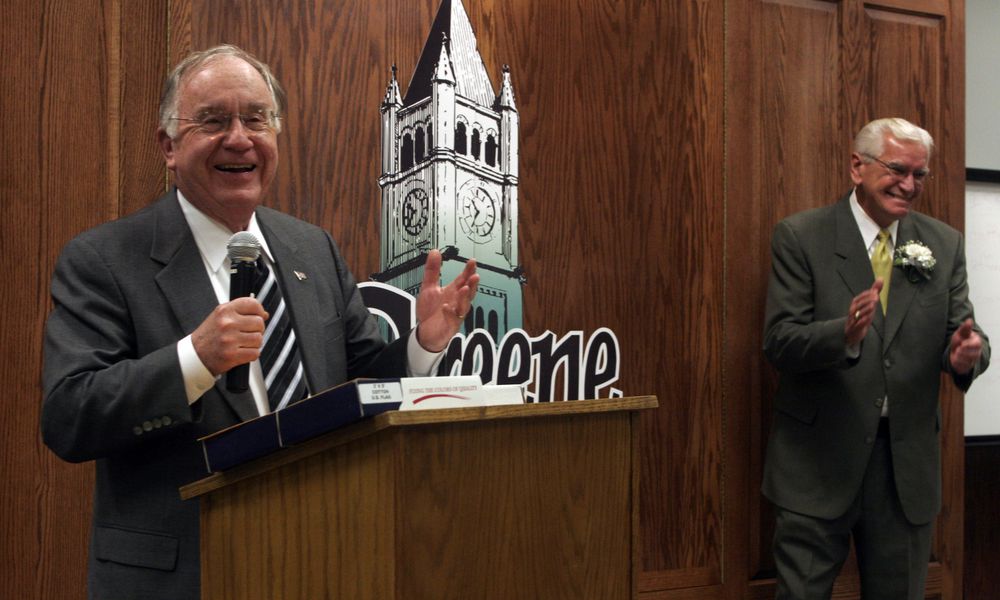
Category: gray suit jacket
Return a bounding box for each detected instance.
[762,193,989,525]
[41,190,407,599]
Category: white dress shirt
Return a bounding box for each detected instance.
[849,189,897,417]
[174,191,440,415]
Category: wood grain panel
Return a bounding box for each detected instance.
[198,405,640,599]
[182,396,656,499]
[733,0,847,582]
[745,562,944,598]
[119,0,171,215]
[869,0,948,17]
[397,416,632,598]
[639,585,726,600]
[167,0,193,67]
[1,1,168,598]
[0,2,64,597]
[2,1,111,598]
[931,3,965,590]
[964,441,1000,599]
[475,0,728,582]
[863,7,954,223]
[200,434,396,599]
[592,0,724,585]
[722,0,759,595]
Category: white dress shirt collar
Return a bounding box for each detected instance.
[176,189,275,272]
[849,188,898,251]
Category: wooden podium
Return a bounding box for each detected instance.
[180,395,657,599]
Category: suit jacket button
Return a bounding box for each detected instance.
[874,397,884,408]
[865,435,874,444]
[142,420,153,432]
[162,416,173,426]
[132,426,143,436]
[152,418,162,428]
[883,358,893,368]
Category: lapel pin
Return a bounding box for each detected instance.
[293,270,308,281]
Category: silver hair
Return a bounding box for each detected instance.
[158,44,286,138]
[853,117,934,161]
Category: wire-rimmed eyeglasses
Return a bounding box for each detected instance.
[863,153,931,184]
[169,110,281,135]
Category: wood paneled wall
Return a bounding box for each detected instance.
[1,1,167,597]
[0,0,966,598]
[965,441,1000,599]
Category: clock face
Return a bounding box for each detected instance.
[400,188,429,236]
[459,187,497,242]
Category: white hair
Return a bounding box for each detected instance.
[853,117,934,161]
[158,44,285,138]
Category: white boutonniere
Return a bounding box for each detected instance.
[893,240,936,281]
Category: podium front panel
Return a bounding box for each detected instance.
[194,398,652,599]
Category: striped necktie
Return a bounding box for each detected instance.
[255,261,309,412]
[871,228,892,313]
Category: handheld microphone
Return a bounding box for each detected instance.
[226,232,262,392]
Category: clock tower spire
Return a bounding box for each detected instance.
[374,0,524,342]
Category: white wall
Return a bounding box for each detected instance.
[963,0,1000,435]
[965,181,1000,436]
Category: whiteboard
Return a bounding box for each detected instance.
[964,181,1000,436]
[967,0,1000,171]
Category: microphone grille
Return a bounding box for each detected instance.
[227,231,262,262]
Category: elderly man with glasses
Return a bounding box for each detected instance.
[41,45,478,600]
[761,117,989,599]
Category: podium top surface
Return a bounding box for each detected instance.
[180,395,657,500]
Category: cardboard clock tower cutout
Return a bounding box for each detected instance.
[362,0,622,401]
[372,0,524,341]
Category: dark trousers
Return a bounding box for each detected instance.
[772,422,933,599]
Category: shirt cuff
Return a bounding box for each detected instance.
[406,329,445,377]
[177,335,219,404]
[846,342,861,360]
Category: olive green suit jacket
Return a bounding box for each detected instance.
[762,193,989,525]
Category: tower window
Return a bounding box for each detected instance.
[485,134,497,167]
[415,127,426,163]
[455,122,467,155]
[401,133,414,171]
[471,129,481,160]
[488,310,499,340]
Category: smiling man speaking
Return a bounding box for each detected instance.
[41,45,478,600]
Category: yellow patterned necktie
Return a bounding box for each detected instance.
[871,229,892,313]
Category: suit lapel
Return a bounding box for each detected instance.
[833,195,886,337]
[150,190,259,423]
[883,216,920,351]
[151,192,217,337]
[258,214,327,392]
